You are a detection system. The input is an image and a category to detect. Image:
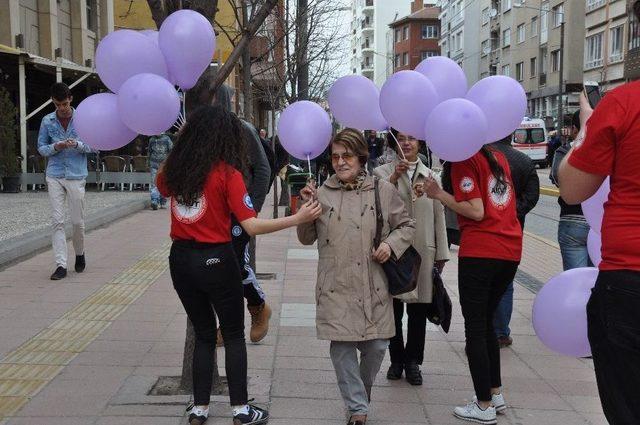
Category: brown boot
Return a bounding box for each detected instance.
[248,303,272,343]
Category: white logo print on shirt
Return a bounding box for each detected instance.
[172,195,207,224]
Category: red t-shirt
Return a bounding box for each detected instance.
[568,81,640,271]
[451,150,523,262]
[156,162,257,243]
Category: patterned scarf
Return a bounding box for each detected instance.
[338,169,368,191]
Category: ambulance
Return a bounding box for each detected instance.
[512,117,549,167]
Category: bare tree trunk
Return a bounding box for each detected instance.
[296,0,309,100]
[180,319,220,392]
[241,2,253,121]
[147,0,219,29]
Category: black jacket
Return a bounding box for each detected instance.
[490,141,540,227]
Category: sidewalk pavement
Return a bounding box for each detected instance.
[0,193,606,425]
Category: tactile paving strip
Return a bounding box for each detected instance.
[0,244,169,419]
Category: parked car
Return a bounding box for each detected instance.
[512,117,549,168]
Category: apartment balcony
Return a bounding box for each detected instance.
[361,21,374,35]
[489,50,500,65]
[361,42,374,53]
[490,15,501,32]
[363,0,374,14]
[361,61,374,73]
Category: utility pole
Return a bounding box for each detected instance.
[296,0,309,100]
[557,19,565,135]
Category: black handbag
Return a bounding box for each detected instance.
[426,267,452,333]
[373,177,422,296]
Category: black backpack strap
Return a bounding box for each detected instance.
[373,177,383,249]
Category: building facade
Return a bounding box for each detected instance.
[438,0,483,85]
[624,0,640,80]
[475,0,585,128]
[390,2,441,73]
[584,0,628,92]
[351,0,413,86]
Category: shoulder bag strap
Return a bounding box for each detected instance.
[373,177,383,249]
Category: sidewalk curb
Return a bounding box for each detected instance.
[0,198,148,270]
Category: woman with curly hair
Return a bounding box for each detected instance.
[157,105,321,425]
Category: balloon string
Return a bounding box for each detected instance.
[181,90,186,121]
[307,154,312,177]
[388,130,406,160]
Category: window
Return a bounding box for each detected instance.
[421,50,438,60]
[587,0,606,12]
[502,28,511,47]
[610,25,623,62]
[530,57,537,77]
[422,25,439,39]
[517,24,525,43]
[540,47,548,75]
[403,26,409,40]
[482,8,490,25]
[531,17,538,37]
[502,0,512,12]
[553,4,564,28]
[455,30,463,52]
[403,52,409,66]
[395,29,401,43]
[585,32,604,69]
[481,39,490,55]
[551,50,560,72]
[516,62,524,81]
[540,2,549,44]
[630,11,640,51]
[86,0,97,32]
[502,64,511,77]
[394,54,400,68]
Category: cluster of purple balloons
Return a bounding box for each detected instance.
[326,56,527,162]
[533,178,610,357]
[75,10,216,151]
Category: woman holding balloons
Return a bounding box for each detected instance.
[157,105,321,425]
[423,146,522,425]
[373,128,449,386]
[297,129,415,425]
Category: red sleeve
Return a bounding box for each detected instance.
[227,169,257,221]
[568,94,624,176]
[156,170,170,198]
[451,158,481,202]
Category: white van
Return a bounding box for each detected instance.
[512,118,549,168]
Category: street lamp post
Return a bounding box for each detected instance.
[514,2,565,132]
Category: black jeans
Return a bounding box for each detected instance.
[458,257,519,402]
[389,299,429,365]
[587,270,640,425]
[231,217,265,307]
[169,240,248,406]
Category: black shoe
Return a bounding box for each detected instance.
[50,266,67,280]
[405,362,423,386]
[75,254,86,273]
[387,362,404,380]
[233,404,269,424]
[347,421,365,425]
[186,403,208,425]
[151,203,158,210]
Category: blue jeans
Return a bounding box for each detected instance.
[150,167,166,206]
[558,219,592,271]
[494,280,514,338]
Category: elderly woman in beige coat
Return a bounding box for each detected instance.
[374,128,449,386]
[297,128,415,425]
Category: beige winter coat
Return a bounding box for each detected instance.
[374,160,450,303]
[297,174,415,342]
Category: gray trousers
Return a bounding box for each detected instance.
[330,339,389,416]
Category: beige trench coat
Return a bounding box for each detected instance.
[374,160,450,303]
[297,174,415,342]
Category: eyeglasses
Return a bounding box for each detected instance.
[331,152,357,162]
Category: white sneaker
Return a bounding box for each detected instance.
[453,401,497,424]
[473,393,507,413]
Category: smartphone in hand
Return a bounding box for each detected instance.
[584,81,602,109]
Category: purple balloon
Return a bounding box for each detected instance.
[278,101,332,160]
[533,267,599,357]
[466,76,527,143]
[96,30,169,93]
[424,98,488,162]
[587,229,602,267]
[582,178,610,234]
[118,73,181,136]
[74,93,137,151]
[415,56,468,101]
[159,10,216,90]
[328,75,387,131]
[379,70,440,139]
